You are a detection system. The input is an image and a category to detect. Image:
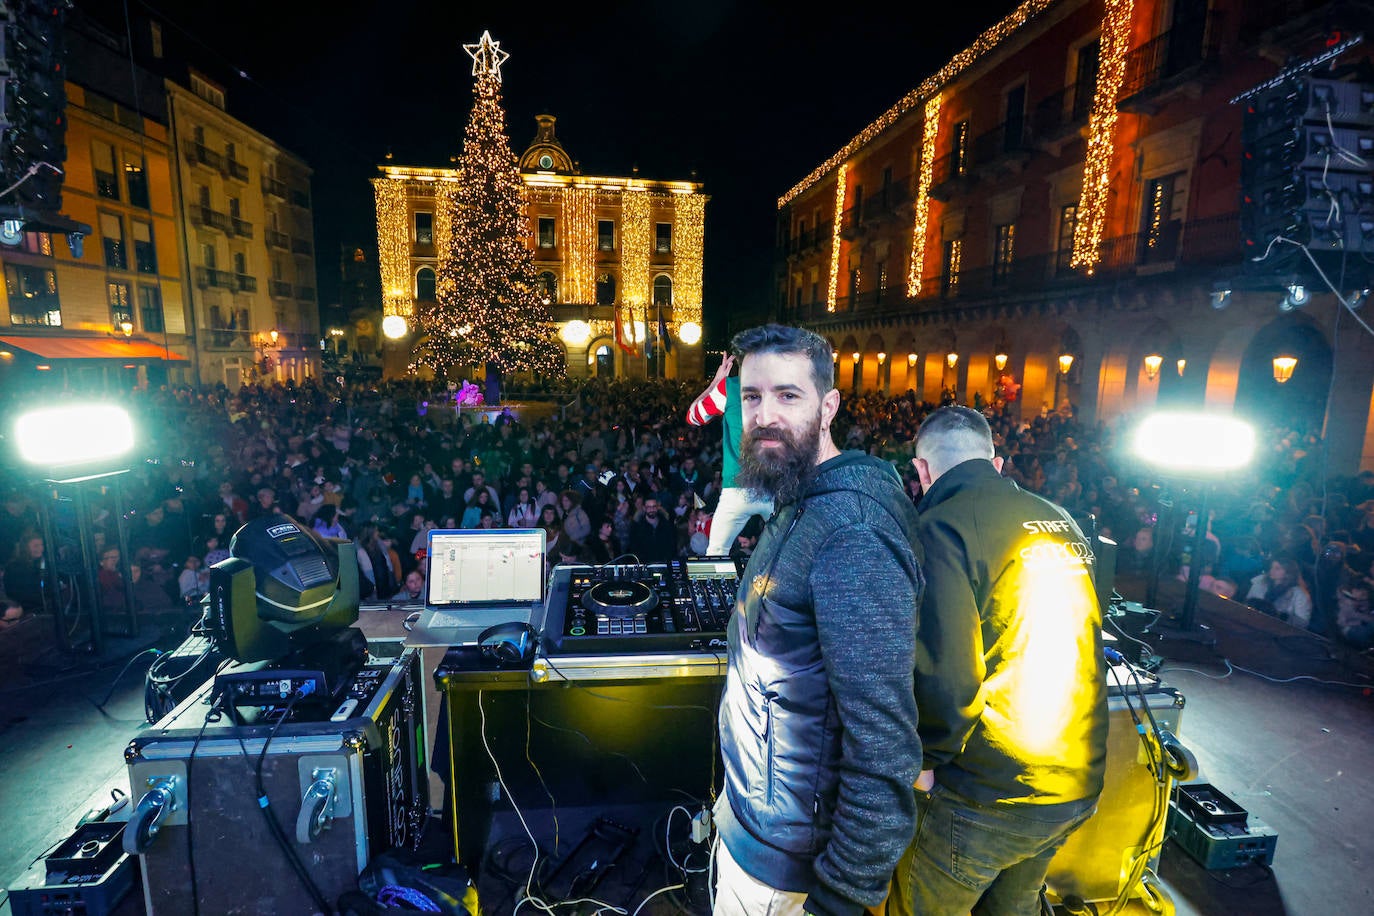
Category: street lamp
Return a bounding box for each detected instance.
[560,319,592,347]
[946,351,958,369]
[678,321,702,346]
[1058,352,1075,375]
[907,352,917,366]
[1176,358,1187,376]
[1272,355,1297,384]
[1143,354,1163,380]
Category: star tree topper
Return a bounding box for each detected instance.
[463,30,510,82]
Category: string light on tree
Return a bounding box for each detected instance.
[421,32,563,385]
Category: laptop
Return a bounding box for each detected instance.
[405,528,546,647]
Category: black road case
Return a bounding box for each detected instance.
[124,643,428,915]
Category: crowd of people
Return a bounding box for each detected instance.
[0,368,1370,651]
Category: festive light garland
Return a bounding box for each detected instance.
[562,186,597,304]
[827,163,847,312]
[908,93,942,297]
[778,0,1057,209]
[433,180,459,301]
[1071,0,1134,272]
[621,188,651,308]
[672,192,705,327]
[373,177,413,318]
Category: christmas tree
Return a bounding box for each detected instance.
[419,31,564,391]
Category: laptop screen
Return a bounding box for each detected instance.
[425,528,546,607]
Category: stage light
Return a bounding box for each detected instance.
[1210,289,1231,309]
[1133,411,1256,472]
[678,321,702,345]
[1272,355,1297,384]
[1280,284,1309,311]
[559,319,591,347]
[1143,354,1162,380]
[15,404,136,482]
[382,315,409,339]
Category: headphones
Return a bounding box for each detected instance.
[478,622,539,666]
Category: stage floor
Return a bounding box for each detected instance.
[1,574,1370,915]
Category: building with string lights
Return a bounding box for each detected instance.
[372,42,708,383]
[776,0,1374,470]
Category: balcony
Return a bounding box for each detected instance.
[1033,80,1095,143]
[269,280,293,298]
[230,217,254,239]
[183,141,223,172]
[971,123,1036,171]
[234,274,257,293]
[195,267,235,290]
[291,238,313,256]
[927,151,975,201]
[1118,13,1225,113]
[262,176,288,199]
[265,229,290,250]
[226,159,249,182]
[191,206,231,233]
[296,285,316,300]
[290,188,312,209]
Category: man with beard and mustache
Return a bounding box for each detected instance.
[713,324,924,916]
[890,406,1108,916]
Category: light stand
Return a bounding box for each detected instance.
[1132,411,1256,646]
[14,404,138,659]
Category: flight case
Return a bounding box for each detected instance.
[124,642,428,915]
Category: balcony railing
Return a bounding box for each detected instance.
[230,217,253,239]
[234,274,257,293]
[269,280,293,298]
[1033,80,1096,138]
[291,238,313,256]
[192,206,231,232]
[1119,13,1224,103]
[195,267,235,289]
[183,141,223,172]
[262,176,288,199]
[226,159,249,182]
[266,229,290,249]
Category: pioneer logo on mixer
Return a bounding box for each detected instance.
[607,587,635,599]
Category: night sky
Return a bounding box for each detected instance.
[83,0,1016,343]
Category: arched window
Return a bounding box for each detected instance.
[415,267,436,301]
[595,273,616,306]
[653,275,673,306]
[594,344,613,378]
[538,271,558,304]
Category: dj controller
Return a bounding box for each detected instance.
[542,558,741,655]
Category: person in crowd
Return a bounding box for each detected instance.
[687,354,774,556]
[391,568,426,604]
[559,490,592,546]
[507,486,539,528]
[892,405,1108,916]
[584,520,621,565]
[178,554,209,606]
[1334,561,1374,648]
[0,596,25,631]
[714,324,923,916]
[4,531,47,616]
[460,489,496,529]
[463,471,500,508]
[1243,554,1314,628]
[312,503,349,540]
[628,495,677,563]
[356,524,399,601]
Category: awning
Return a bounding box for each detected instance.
[0,336,187,360]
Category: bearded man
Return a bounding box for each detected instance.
[713,324,925,916]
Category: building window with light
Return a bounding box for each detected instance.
[1056,204,1078,274]
[538,271,557,303]
[415,267,435,301]
[94,141,119,200]
[655,222,672,253]
[100,212,127,270]
[5,265,61,326]
[138,286,163,333]
[595,272,616,305]
[133,220,156,274]
[993,223,1016,284]
[124,151,149,209]
[538,217,556,248]
[597,219,615,252]
[108,281,133,328]
[21,232,52,256]
[653,275,672,306]
[1141,173,1184,263]
[941,238,962,297]
[414,211,433,246]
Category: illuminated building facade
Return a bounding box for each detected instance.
[373,114,708,380]
[168,73,320,387]
[778,0,1374,470]
[0,80,192,388]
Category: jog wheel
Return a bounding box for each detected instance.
[582,579,658,617]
